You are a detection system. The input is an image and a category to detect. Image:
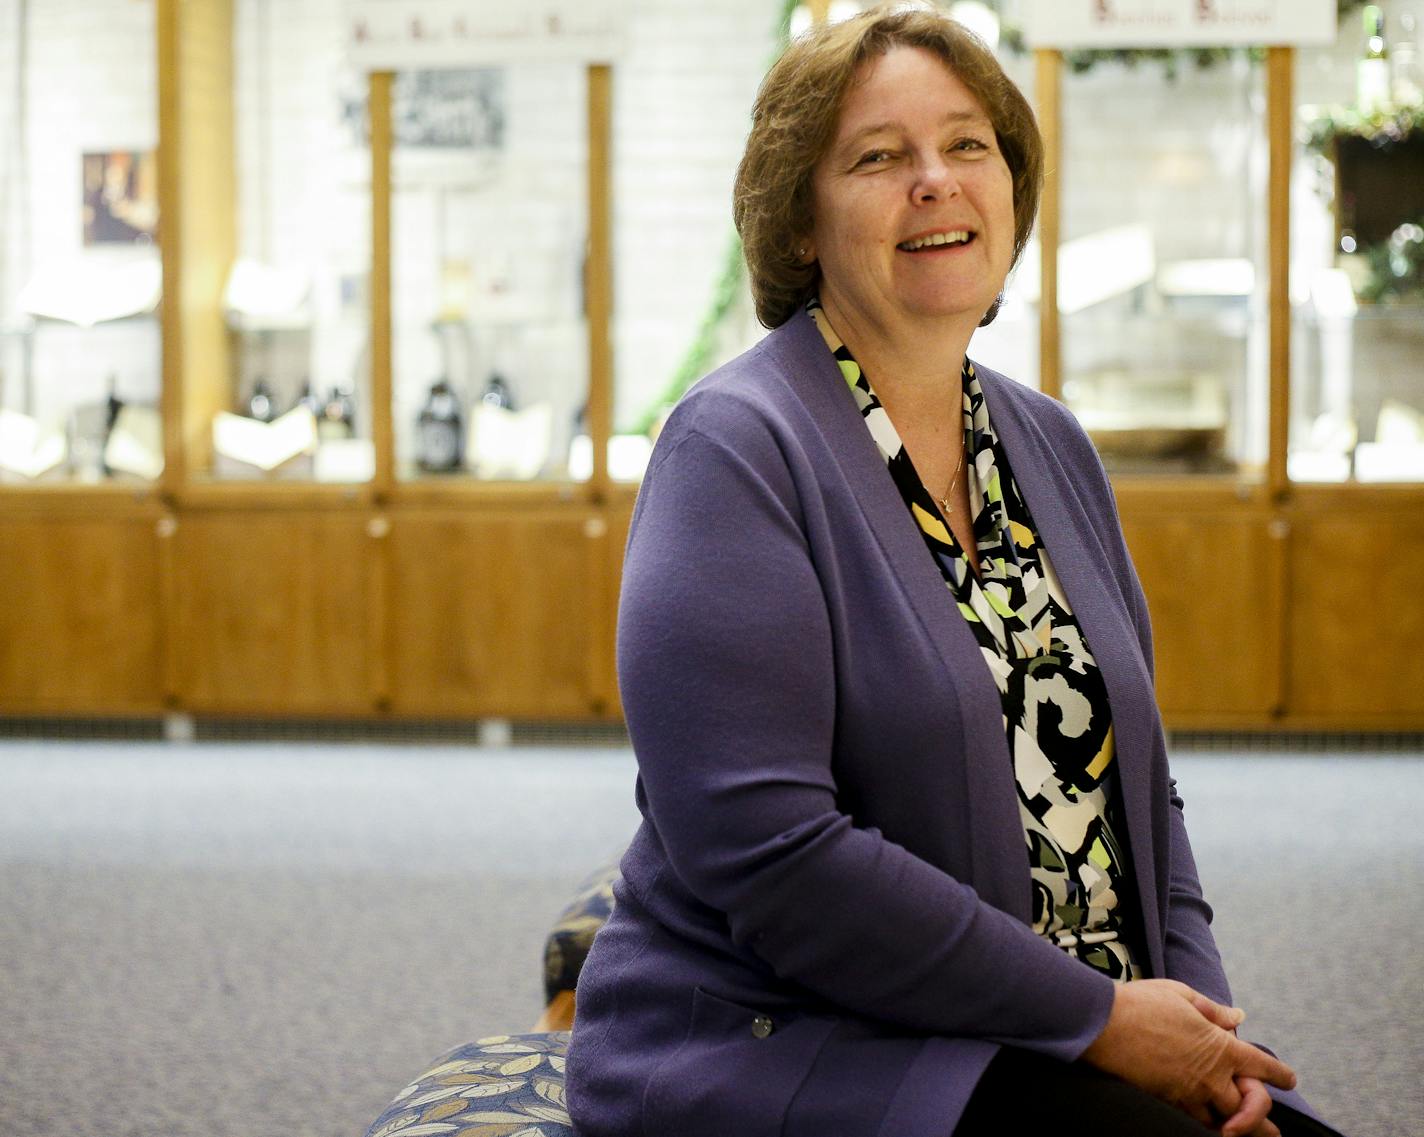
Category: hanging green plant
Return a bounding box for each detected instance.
[1303,101,1424,156]
[1359,217,1424,303]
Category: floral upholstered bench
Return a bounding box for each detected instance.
[366,1032,573,1137]
[364,860,620,1137]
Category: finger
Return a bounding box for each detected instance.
[1187,990,1247,1032]
[1221,1077,1272,1137]
[1230,1040,1297,1091]
[1209,1078,1245,1124]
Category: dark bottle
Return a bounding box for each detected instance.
[481,371,515,411]
[319,386,356,441]
[417,379,464,472]
[247,377,277,423]
[102,372,124,476]
[295,378,322,418]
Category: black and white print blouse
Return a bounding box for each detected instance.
[810,299,1144,983]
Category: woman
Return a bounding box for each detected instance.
[567,7,1340,1136]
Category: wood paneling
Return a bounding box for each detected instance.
[1117,496,1284,722]
[172,509,374,714]
[386,510,605,718]
[0,514,165,713]
[1285,505,1424,725]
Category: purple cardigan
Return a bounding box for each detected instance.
[567,308,1317,1136]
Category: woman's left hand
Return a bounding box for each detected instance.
[1221,1075,1280,1137]
[1181,997,1281,1136]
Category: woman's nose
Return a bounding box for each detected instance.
[912,157,961,202]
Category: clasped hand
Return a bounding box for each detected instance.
[1080,979,1297,1137]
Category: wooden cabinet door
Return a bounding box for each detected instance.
[0,511,164,714]
[599,495,636,720]
[1286,504,1424,726]
[386,509,606,718]
[171,509,375,715]
[1117,497,1284,725]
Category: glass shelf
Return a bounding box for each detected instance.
[391,63,588,483]
[1059,56,1271,478]
[1290,303,1424,483]
[213,0,375,484]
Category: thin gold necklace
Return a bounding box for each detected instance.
[937,444,966,517]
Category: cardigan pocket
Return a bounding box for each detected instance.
[641,986,838,1137]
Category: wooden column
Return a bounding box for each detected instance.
[1035,49,1062,401]
[369,71,395,495]
[157,0,236,489]
[1266,47,1294,501]
[587,64,613,499]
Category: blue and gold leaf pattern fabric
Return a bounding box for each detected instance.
[809,299,1143,983]
[543,860,619,1003]
[365,1032,573,1137]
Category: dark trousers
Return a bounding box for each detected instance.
[955,1046,1341,1137]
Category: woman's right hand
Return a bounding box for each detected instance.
[1079,980,1297,1127]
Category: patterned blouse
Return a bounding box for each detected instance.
[810,300,1144,983]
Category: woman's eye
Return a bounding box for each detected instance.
[855,150,892,168]
[950,137,989,154]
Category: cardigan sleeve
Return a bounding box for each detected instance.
[617,395,1117,1057]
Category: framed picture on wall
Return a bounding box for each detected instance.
[81,151,159,246]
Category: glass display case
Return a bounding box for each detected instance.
[1291,0,1424,484]
[388,63,588,483]
[1057,54,1271,477]
[211,0,374,484]
[0,0,163,486]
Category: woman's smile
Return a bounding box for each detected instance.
[897,229,976,252]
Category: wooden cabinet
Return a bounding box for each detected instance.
[170,504,376,715]
[385,507,608,719]
[598,493,638,720]
[1284,488,1424,728]
[0,497,166,715]
[1117,488,1286,727]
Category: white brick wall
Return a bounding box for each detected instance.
[0,0,161,428]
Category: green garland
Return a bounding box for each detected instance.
[1359,217,1424,303]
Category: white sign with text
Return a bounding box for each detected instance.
[1024,0,1337,49]
[347,0,622,68]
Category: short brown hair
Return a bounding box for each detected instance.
[733,3,1043,329]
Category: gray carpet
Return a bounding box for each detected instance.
[0,740,1418,1137]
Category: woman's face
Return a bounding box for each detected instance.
[807,46,1015,337]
